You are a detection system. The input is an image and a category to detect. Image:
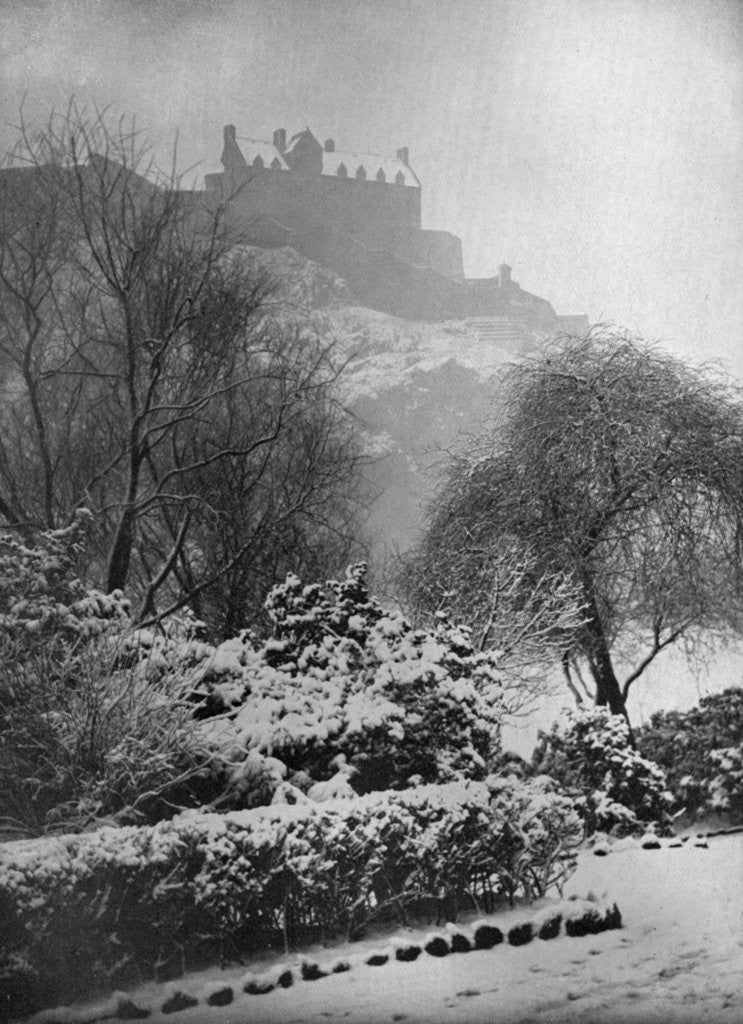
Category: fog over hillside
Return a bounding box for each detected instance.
[1,0,741,375]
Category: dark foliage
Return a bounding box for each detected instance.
[532,707,672,835]
[636,687,743,818]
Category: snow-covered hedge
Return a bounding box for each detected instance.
[189,564,506,802]
[0,776,581,1014]
[532,707,673,835]
[637,688,743,819]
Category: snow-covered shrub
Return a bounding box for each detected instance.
[0,629,217,836]
[1,552,504,834]
[393,775,582,917]
[0,777,581,1013]
[483,775,582,902]
[0,520,213,838]
[707,744,743,817]
[531,707,672,835]
[0,512,130,650]
[636,688,743,818]
[193,564,506,803]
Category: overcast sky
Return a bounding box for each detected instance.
[1,0,741,375]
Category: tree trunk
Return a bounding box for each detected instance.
[592,655,627,719]
[106,433,143,593]
[107,452,142,593]
[106,503,135,593]
[581,578,631,724]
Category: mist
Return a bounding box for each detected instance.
[1,0,741,375]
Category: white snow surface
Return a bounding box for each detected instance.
[46,833,743,1024]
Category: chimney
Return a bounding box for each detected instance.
[223,124,237,144]
[324,138,335,152]
[498,263,512,287]
[396,146,409,166]
[273,128,286,153]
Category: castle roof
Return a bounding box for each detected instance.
[320,147,419,186]
[235,130,419,186]
[235,137,290,171]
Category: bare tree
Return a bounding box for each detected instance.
[177,370,369,638]
[402,508,587,715]
[0,102,366,627]
[405,329,743,722]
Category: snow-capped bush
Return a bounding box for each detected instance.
[636,688,743,819]
[0,512,130,647]
[531,707,672,835]
[0,627,218,837]
[1,551,505,834]
[0,776,581,1013]
[192,564,506,803]
[707,744,743,816]
[0,519,213,838]
[484,774,582,902]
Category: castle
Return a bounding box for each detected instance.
[0,124,588,343]
[204,125,588,340]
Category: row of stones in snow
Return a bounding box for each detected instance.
[591,825,743,856]
[28,899,622,1024]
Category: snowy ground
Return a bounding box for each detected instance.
[44,831,743,1024]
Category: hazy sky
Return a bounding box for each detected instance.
[1,0,741,375]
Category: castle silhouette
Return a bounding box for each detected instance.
[205,124,588,340]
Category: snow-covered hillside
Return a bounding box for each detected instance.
[243,244,535,555]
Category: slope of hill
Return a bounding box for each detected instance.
[242,244,542,557]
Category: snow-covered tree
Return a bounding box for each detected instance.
[408,331,743,723]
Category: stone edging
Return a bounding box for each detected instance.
[28,899,622,1023]
[591,825,743,857]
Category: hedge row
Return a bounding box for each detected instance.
[28,900,622,1024]
[0,776,581,1015]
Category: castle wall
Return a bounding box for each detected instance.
[465,277,558,327]
[211,210,464,321]
[393,229,464,281]
[216,166,421,246]
[197,182,586,329]
[342,248,464,321]
[318,173,422,238]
